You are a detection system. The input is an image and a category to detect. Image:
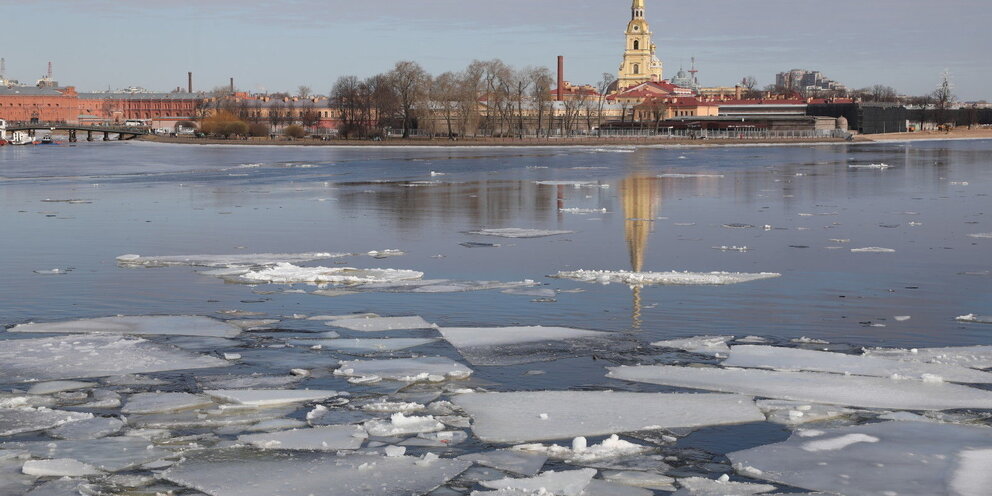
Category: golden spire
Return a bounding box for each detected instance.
[621,174,661,329]
[632,0,645,19]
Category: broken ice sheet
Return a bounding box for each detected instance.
[479,468,596,496]
[115,252,348,267]
[1,437,174,472]
[674,476,777,496]
[364,413,445,437]
[232,263,424,285]
[9,315,241,338]
[288,338,439,353]
[956,313,992,324]
[197,374,303,390]
[328,315,434,332]
[437,326,615,366]
[457,449,549,477]
[453,391,764,444]
[606,365,992,410]
[335,357,473,383]
[0,408,92,436]
[121,393,215,414]
[755,400,856,426]
[238,425,367,450]
[467,228,574,238]
[163,449,471,496]
[652,336,732,356]
[0,335,228,383]
[728,421,992,496]
[863,345,992,370]
[48,416,125,440]
[850,246,896,253]
[357,279,538,294]
[204,389,338,408]
[126,406,297,430]
[514,434,653,463]
[551,270,780,286]
[721,345,992,383]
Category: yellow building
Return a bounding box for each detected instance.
[617,0,664,90]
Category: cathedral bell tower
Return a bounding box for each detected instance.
[618,0,664,90]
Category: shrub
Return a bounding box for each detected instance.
[283,124,306,139]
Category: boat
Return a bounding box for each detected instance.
[38,135,57,145]
[9,131,36,145]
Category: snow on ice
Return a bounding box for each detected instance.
[203,389,338,408]
[0,335,228,383]
[863,345,992,370]
[652,336,732,355]
[238,425,367,450]
[453,391,764,444]
[335,357,473,383]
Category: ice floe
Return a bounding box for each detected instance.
[674,476,776,496]
[2,437,174,471]
[115,252,347,267]
[457,450,549,477]
[848,163,890,169]
[204,389,338,408]
[0,335,227,383]
[967,232,992,239]
[355,279,538,294]
[21,459,101,477]
[722,345,992,383]
[290,338,439,353]
[606,365,992,410]
[453,391,764,444]
[239,425,368,450]
[0,408,92,436]
[121,392,215,414]
[850,246,896,253]
[48,416,124,440]
[9,315,241,338]
[728,422,992,496]
[26,381,94,395]
[364,413,445,437]
[657,173,725,178]
[438,326,613,366]
[755,400,855,426]
[163,449,471,496]
[652,336,732,356]
[956,313,992,324]
[236,263,424,285]
[551,270,781,286]
[328,315,434,332]
[514,434,653,463]
[335,357,473,383]
[863,345,992,369]
[468,228,574,238]
[478,468,596,496]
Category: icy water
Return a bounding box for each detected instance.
[1,140,991,495]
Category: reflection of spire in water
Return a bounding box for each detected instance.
[620,174,662,329]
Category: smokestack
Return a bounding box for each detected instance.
[230,77,234,94]
[187,72,193,93]
[557,56,564,102]
[47,61,52,79]
[1,58,6,78]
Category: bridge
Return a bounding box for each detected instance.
[2,122,150,141]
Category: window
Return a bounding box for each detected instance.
[633,40,640,50]
[633,64,640,75]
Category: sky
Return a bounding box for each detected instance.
[1,0,989,100]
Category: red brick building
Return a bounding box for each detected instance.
[0,86,78,123]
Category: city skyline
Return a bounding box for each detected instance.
[2,0,989,100]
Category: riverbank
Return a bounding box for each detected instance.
[138,128,992,148]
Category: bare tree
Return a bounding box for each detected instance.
[932,70,955,128]
[431,72,460,138]
[741,76,759,98]
[596,72,615,135]
[297,86,312,99]
[267,100,285,131]
[530,67,554,138]
[388,61,429,138]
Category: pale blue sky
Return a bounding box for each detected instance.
[1,0,988,99]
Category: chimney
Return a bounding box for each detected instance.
[557,56,565,102]
[187,72,193,93]
[230,77,234,94]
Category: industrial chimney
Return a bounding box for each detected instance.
[187,72,193,93]
[230,77,234,94]
[557,56,565,102]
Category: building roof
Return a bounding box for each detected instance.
[0,86,69,96]
[77,92,200,100]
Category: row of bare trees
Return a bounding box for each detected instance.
[330,60,621,139]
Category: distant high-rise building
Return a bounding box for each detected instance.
[775,69,847,93]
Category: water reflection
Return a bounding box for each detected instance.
[621,174,662,329]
